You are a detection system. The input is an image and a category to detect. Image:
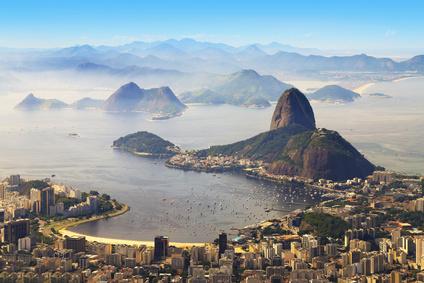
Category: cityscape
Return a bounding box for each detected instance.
[1,1,424,282]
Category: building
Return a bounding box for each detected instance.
[9,175,21,186]
[0,186,5,200]
[30,188,42,214]
[63,236,86,253]
[0,209,5,223]
[18,237,31,251]
[41,187,55,216]
[416,236,424,265]
[219,232,228,258]
[1,219,30,244]
[106,253,122,267]
[154,236,169,261]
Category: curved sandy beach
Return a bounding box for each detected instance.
[354,82,375,94]
[59,228,205,248]
[49,203,205,248]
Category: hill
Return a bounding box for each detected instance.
[179,69,291,107]
[113,131,178,157]
[307,85,361,103]
[198,88,375,181]
[71,97,104,110]
[103,82,187,115]
[15,94,68,110]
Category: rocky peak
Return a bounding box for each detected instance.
[270,88,316,130]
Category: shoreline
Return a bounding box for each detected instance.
[59,229,206,248]
[48,201,206,248]
[354,75,422,95]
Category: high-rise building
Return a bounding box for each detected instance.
[416,236,424,265]
[64,236,86,253]
[0,185,5,200]
[8,175,21,186]
[41,187,55,216]
[1,219,30,244]
[18,237,31,251]
[154,236,169,261]
[0,209,5,223]
[30,188,42,214]
[219,232,227,257]
[390,271,402,283]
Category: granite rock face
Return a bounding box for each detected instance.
[270,88,316,130]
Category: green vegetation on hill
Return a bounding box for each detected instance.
[199,124,374,180]
[56,197,80,210]
[17,180,50,195]
[199,124,309,162]
[300,212,349,238]
[398,211,424,230]
[113,131,177,156]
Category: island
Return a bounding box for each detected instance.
[113,131,180,157]
[15,94,68,110]
[14,82,187,119]
[103,82,187,117]
[369,92,392,98]
[306,85,361,103]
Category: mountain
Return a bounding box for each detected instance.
[199,88,375,181]
[103,82,187,115]
[399,55,424,72]
[257,52,397,72]
[15,94,68,110]
[71,97,104,110]
[307,85,360,103]
[142,43,188,60]
[251,42,322,55]
[76,62,183,77]
[270,88,316,130]
[5,39,424,75]
[113,131,178,157]
[180,69,292,107]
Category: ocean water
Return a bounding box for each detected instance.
[0,77,422,242]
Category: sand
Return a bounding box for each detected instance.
[59,228,206,248]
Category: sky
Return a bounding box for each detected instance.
[0,0,423,55]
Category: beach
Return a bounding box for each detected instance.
[59,229,206,248]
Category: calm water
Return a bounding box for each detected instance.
[0,77,422,242]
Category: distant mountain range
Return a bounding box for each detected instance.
[4,38,424,75]
[307,85,361,103]
[15,82,187,117]
[179,69,292,107]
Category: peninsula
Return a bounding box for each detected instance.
[166,88,375,181]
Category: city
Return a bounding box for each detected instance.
[0,171,423,282]
[1,1,424,282]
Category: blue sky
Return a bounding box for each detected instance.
[0,0,423,53]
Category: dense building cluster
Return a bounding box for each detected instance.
[0,172,424,282]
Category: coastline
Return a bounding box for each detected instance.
[354,75,422,95]
[59,229,206,248]
[353,82,375,94]
[47,201,205,248]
